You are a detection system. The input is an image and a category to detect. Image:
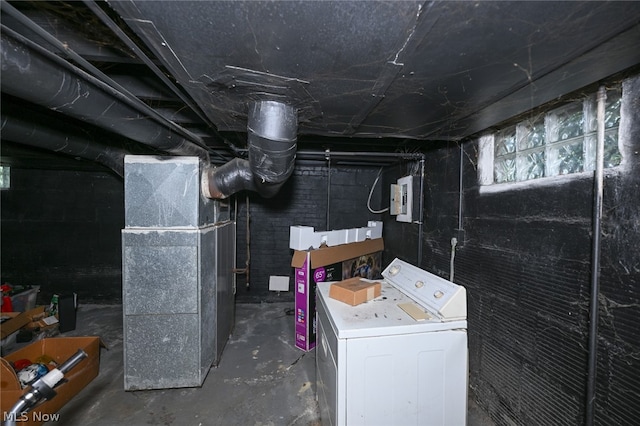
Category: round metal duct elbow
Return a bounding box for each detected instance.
[203,101,297,199]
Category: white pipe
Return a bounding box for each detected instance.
[450,237,458,282]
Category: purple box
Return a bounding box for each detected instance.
[291,239,384,351]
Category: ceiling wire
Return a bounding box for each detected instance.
[367,167,389,214]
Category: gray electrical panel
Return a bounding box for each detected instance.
[122,156,235,390]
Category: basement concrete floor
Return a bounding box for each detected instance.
[42,303,495,426]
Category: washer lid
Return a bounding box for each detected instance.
[382,258,467,321]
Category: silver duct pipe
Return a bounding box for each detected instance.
[1,113,127,177]
[0,27,210,161]
[203,100,297,199]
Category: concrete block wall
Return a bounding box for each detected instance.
[0,168,124,303]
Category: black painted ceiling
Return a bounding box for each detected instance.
[1,1,640,172]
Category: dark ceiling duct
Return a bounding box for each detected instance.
[0,27,210,162]
[1,24,298,198]
[202,100,297,199]
[1,112,127,177]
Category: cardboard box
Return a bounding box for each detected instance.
[1,307,49,340]
[329,277,382,306]
[1,337,103,425]
[1,307,60,356]
[291,238,384,351]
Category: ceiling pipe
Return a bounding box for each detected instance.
[297,150,425,161]
[1,113,126,177]
[0,26,210,162]
[0,0,208,153]
[202,100,297,199]
[81,0,229,148]
[1,27,296,198]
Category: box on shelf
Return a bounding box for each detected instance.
[329,277,382,306]
[291,238,384,351]
[1,337,103,426]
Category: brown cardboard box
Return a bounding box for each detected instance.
[291,238,384,350]
[26,307,59,330]
[1,337,103,425]
[329,277,382,306]
[1,307,49,340]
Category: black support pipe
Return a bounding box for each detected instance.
[1,113,127,177]
[585,85,606,426]
[0,27,210,161]
[203,100,297,199]
[417,156,425,267]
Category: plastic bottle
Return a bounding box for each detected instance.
[48,294,59,316]
[1,284,13,312]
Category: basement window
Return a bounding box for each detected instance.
[0,166,9,189]
[480,86,622,186]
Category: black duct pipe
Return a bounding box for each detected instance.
[203,100,297,199]
[1,113,127,177]
[0,27,210,161]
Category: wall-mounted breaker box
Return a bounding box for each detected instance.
[390,175,421,223]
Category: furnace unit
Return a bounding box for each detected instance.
[122,156,236,390]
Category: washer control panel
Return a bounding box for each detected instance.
[382,258,467,321]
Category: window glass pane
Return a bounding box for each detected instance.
[494,157,516,183]
[518,119,545,150]
[486,84,622,186]
[495,127,516,156]
[605,91,621,129]
[517,149,545,181]
[552,103,584,142]
[0,166,9,189]
[555,141,584,175]
[604,131,621,168]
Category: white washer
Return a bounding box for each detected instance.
[316,258,468,426]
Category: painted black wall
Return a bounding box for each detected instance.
[383,75,640,425]
[0,162,385,305]
[1,168,124,304]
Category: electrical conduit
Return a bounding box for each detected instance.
[585,85,606,426]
